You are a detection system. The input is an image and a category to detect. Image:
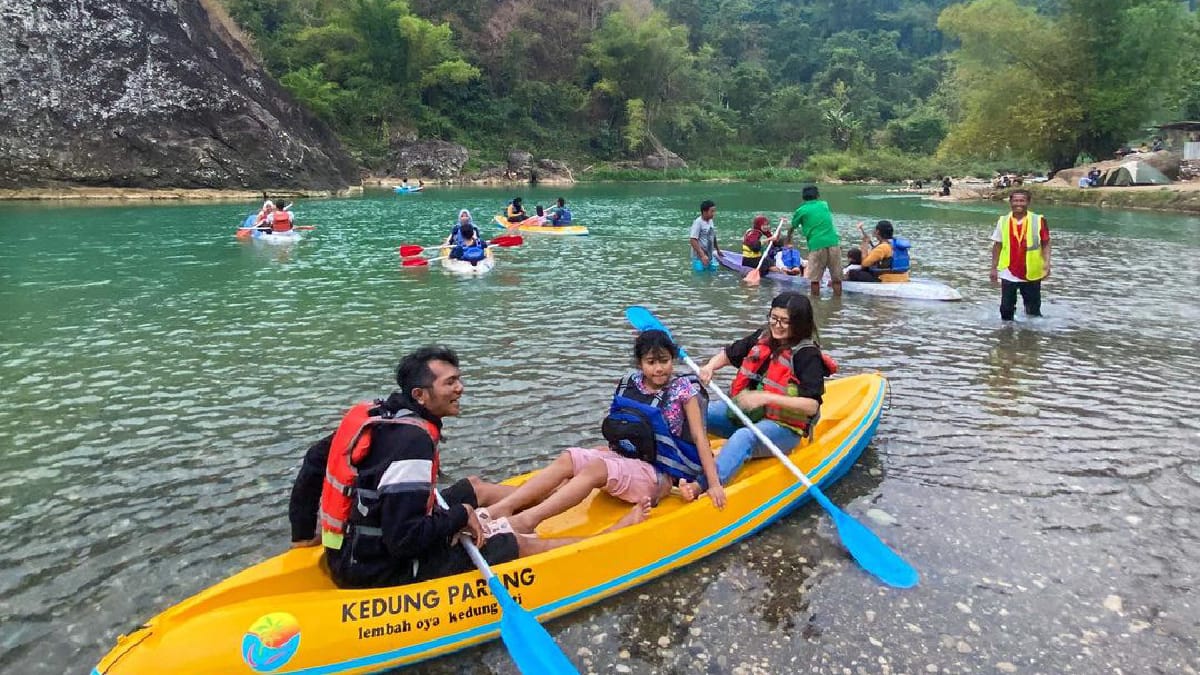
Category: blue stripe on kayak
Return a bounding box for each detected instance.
[288,383,885,675]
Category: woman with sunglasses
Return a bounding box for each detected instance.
[696,291,834,486]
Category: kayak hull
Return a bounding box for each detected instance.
[493,215,588,236]
[439,246,495,276]
[393,186,424,194]
[251,230,303,245]
[717,251,962,301]
[94,375,886,675]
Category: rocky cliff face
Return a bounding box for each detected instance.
[0,0,359,192]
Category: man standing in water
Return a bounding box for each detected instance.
[689,200,722,271]
[989,189,1051,321]
[789,185,842,296]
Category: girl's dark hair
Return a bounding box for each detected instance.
[633,329,679,362]
[847,248,863,264]
[769,292,816,345]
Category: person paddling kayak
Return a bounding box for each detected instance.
[287,347,626,589]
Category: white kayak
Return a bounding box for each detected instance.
[439,246,494,276]
[834,276,962,301]
[250,229,303,245]
[717,251,961,301]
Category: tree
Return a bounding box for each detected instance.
[582,3,700,154]
[938,0,1188,169]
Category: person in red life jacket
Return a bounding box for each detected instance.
[269,200,294,233]
[287,347,591,588]
[696,291,835,484]
[477,330,725,533]
[740,215,775,271]
[989,189,1050,321]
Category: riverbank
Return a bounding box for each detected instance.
[0,186,362,201]
[1016,182,1200,214]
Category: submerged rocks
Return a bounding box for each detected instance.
[0,0,359,192]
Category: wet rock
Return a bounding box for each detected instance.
[867,509,898,526]
[996,663,1018,673]
[507,149,533,172]
[0,0,358,191]
[865,610,876,623]
[590,632,606,645]
[657,636,670,647]
[615,665,631,674]
[956,601,973,614]
[576,647,592,658]
[642,147,687,170]
[956,639,973,653]
[1103,595,1124,613]
[385,140,468,180]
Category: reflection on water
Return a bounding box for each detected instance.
[1,186,1198,674]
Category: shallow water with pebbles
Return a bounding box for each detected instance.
[1,185,1197,674]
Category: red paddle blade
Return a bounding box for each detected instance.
[401,257,430,267]
[744,269,762,285]
[491,235,524,247]
[398,244,425,257]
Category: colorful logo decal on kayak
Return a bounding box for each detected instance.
[241,612,301,672]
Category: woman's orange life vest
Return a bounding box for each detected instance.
[271,210,294,232]
[729,335,837,434]
[318,402,441,550]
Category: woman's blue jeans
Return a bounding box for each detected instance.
[702,400,801,487]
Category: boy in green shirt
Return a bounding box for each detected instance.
[789,185,842,296]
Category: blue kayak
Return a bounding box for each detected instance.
[393,185,424,194]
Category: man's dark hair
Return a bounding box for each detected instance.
[1010,188,1032,201]
[875,220,894,240]
[700,199,716,213]
[396,347,459,397]
[801,185,819,201]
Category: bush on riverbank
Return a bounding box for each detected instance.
[578,150,1045,184]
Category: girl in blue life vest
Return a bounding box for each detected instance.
[697,291,834,485]
[445,209,475,245]
[474,330,727,534]
[449,223,487,264]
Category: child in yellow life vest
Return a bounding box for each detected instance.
[697,291,834,485]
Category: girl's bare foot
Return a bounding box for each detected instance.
[605,498,652,532]
[678,480,702,502]
[506,512,538,534]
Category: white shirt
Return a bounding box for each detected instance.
[690,217,716,259]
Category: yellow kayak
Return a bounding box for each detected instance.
[93,374,886,675]
[493,214,589,236]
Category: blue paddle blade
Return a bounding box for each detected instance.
[626,306,689,358]
[810,491,920,588]
[488,576,579,675]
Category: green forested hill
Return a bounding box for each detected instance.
[223,0,1199,175]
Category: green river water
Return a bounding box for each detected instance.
[1,184,1198,674]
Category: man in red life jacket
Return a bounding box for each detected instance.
[288,347,593,589]
[269,200,294,233]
